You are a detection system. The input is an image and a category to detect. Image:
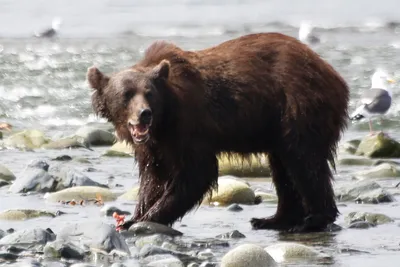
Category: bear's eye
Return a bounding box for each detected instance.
[124,90,135,101]
[146,91,153,99]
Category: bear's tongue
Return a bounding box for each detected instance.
[130,124,149,139]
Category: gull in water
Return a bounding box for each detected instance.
[298,21,320,45]
[34,17,62,38]
[350,69,395,134]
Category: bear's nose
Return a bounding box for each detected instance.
[139,108,152,125]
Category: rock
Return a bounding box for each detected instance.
[100,205,131,217]
[215,230,246,239]
[338,139,361,155]
[147,256,184,267]
[345,211,394,226]
[103,141,134,157]
[118,186,139,201]
[75,125,116,146]
[190,239,229,249]
[0,164,16,181]
[0,228,56,246]
[338,156,375,166]
[0,252,19,261]
[254,191,278,203]
[135,234,172,249]
[44,240,86,260]
[44,186,117,203]
[140,245,196,263]
[49,165,108,191]
[221,244,276,267]
[1,129,50,149]
[352,163,400,180]
[57,222,130,254]
[355,132,400,158]
[218,154,271,177]
[0,209,57,221]
[264,242,330,263]
[335,180,395,204]
[203,176,256,206]
[9,161,55,193]
[227,204,243,212]
[348,221,375,229]
[41,136,90,150]
[52,155,73,161]
[126,222,183,237]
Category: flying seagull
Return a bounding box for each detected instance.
[34,17,62,38]
[350,69,395,134]
[298,21,320,45]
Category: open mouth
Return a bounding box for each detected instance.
[128,121,151,144]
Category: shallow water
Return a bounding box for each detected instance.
[1,0,400,266]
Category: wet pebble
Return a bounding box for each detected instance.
[226,204,243,212]
[215,230,246,239]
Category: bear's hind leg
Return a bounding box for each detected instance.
[251,152,305,230]
[285,154,339,233]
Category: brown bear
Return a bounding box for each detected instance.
[87,32,349,233]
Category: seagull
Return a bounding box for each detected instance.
[350,69,395,134]
[34,17,62,38]
[298,21,320,45]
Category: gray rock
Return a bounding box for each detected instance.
[75,126,116,146]
[348,221,375,229]
[0,252,19,261]
[0,228,56,246]
[9,160,55,193]
[100,205,131,217]
[44,240,86,260]
[125,222,183,237]
[147,256,184,267]
[345,211,394,225]
[190,239,229,249]
[135,234,172,249]
[57,222,130,255]
[140,245,198,264]
[335,180,395,204]
[215,230,246,239]
[49,165,108,191]
[226,204,243,212]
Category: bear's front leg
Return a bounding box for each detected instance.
[133,150,219,226]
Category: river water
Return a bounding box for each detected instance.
[1,0,400,266]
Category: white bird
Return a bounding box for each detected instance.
[34,17,62,38]
[350,69,395,134]
[298,21,320,45]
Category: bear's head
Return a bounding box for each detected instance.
[86,60,170,145]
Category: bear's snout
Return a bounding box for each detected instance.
[139,108,153,125]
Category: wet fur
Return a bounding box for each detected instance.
[88,33,349,232]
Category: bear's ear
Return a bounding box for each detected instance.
[150,59,170,81]
[87,66,110,92]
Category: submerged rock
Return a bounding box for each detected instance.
[335,180,395,204]
[264,242,330,264]
[0,228,56,246]
[254,190,278,203]
[345,211,394,226]
[352,163,400,180]
[338,156,375,166]
[75,125,116,146]
[338,139,361,155]
[44,240,86,260]
[57,222,130,254]
[203,176,256,206]
[126,222,183,237]
[0,209,57,221]
[45,186,117,203]
[356,132,400,158]
[221,244,276,267]
[215,230,246,239]
[218,154,271,177]
[103,141,134,157]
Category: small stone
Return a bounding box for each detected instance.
[100,205,131,217]
[0,164,16,181]
[348,221,375,229]
[215,230,246,239]
[227,204,243,212]
[52,155,73,161]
